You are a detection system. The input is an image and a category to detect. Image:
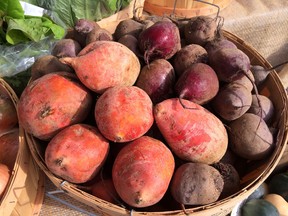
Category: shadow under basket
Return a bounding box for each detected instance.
[26,30,288,216]
[0,78,45,216]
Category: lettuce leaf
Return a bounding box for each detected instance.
[5,15,65,44]
[0,0,65,45]
[22,0,132,27]
[0,0,24,19]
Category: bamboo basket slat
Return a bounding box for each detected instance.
[25,26,288,216]
[273,63,288,172]
[0,78,45,216]
[144,0,232,18]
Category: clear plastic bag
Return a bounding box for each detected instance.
[0,36,57,77]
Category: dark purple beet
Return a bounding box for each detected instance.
[138,21,181,64]
[135,59,176,104]
[208,47,251,82]
[51,39,82,58]
[250,65,270,87]
[175,63,219,105]
[74,19,100,34]
[212,162,240,199]
[64,19,100,48]
[205,38,237,55]
[172,44,208,77]
[184,16,218,46]
[211,83,252,121]
[118,34,141,58]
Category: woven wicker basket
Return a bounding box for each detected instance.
[0,78,45,216]
[144,0,232,18]
[25,26,288,215]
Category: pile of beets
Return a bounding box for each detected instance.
[17,15,277,212]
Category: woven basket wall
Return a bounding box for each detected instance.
[0,78,45,216]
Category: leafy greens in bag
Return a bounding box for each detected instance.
[21,0,132,28]
[0,0,65,45]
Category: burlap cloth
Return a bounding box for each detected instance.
[39,0,288,215]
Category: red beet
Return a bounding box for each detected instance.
[184,16,219,46]
[175,63,219,105]
[205,38,237,55]
[135,59,176,104]
[172,44,208,77]
[138,21,181,64]
[74,19,100,34]
[211,83,252,121]
[209,47,251,82]
[250,65,270,87]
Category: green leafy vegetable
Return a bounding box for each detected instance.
[22,0,132,28]
[0,0,24,19]
[5,15,65,44]
[0,0,65,45]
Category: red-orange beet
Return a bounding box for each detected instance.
[60,41,141,94]
[0,163,10,199]
[91,178,120,204]
[45,124,109,184]
[95,86,154,142]
[112,136,175,208]
[175,63,219,105]
[0,89,18,135]
[0,129,19,170]
[17,72,92,140]
[154,98,228,164]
